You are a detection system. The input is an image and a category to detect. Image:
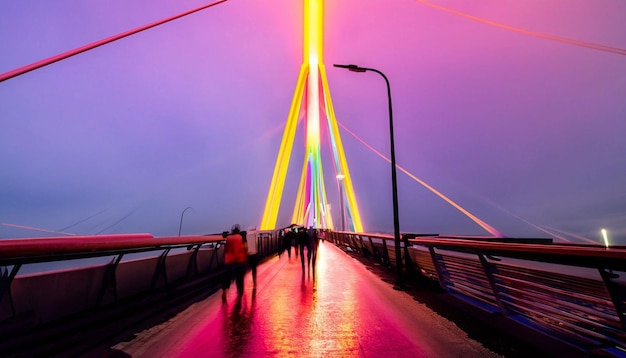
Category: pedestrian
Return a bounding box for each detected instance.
[278,228,285,257]
[308,227,319,270]
[222,224,248,300]
[298,226,310,270]
[293,227,299,257]
[284,227,294,259]
[246,227,258,287]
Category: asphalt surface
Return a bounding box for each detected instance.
[109,241,502,357]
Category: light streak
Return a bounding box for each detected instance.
[468,195,572,241]
[602,228,609,248]
[1,223,76,236]
[338,122,502,237]
[529,226,571,243]
[415,0,626,56]
[459,190,600,244]
[541,225,599,245]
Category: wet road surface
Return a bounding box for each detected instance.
[112,241,500,357]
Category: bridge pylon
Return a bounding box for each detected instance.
[260,0,363,232]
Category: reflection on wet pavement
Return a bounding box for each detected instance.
[114,242,498,357]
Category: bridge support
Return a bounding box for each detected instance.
[260,0,363,231]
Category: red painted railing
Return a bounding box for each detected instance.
[0,233,223,263]
[0,230,281,347]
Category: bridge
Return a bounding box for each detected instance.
[2,231,626,356]
[1,0,626,356]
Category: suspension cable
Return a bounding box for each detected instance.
[0,0,228,83]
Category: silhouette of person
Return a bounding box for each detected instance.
[293,227,299,257]
[308,227,319,271]
[222,224,248,300]
[278,228,285,257]
[298,226,310,271]
[284,227,294,259]
[246,227,258,287]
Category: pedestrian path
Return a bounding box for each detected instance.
[111,241,499,357]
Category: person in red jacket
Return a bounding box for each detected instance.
[222,224,248,301]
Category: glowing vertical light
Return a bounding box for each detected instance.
[601,228,609,248]
[261,0,363,231]
[302,0,325,227]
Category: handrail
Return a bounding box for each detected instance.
[409,237,626,271]
[328,231,626,356]
[0,233,225,265]
[0,229,282,342]
[409,237,626,259]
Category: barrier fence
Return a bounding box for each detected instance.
[4,229,626,356]
[0,230,281,334]
[327,231,626,356]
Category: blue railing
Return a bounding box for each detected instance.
[327,231,626,356]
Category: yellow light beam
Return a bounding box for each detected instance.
[260,66,308,229]
[263,0,364,231]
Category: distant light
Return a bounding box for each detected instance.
[601,228,609,248]
[336,174,345,180]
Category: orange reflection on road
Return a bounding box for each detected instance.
[262,242,360,355]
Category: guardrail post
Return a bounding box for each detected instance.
[402,235,416,280]
[358,235,369,257]
[185,244,201,279]
[428,246,448,290]
[97,254,123,306]
[477,253,509,316]
[367,236,381,263]
[209,242,222,271]
[382,239,391,267]
[349,234,361,254]
[150,248,171,290]
[0,264,21,317]
[599,268,626,328]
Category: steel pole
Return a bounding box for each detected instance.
[333,64,403,288]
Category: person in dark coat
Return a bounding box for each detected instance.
[298,227,310,271]
[283,227,294,259]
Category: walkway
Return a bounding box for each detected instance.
[111,242,499,357]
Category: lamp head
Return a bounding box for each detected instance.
[334,64,367,72]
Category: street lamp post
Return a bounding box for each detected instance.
[178,206,194,236]
[336,174,346,231]
[333,64,403,289]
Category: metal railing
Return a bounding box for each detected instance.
[327,231,626,356]
[5,229,626,355]
[0,230,281,331]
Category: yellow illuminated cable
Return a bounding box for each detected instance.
[261,66,308,229]
[262,0,364,231]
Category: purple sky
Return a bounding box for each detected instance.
[1,0,625,244]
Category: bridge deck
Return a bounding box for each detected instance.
[110,242,498,357]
